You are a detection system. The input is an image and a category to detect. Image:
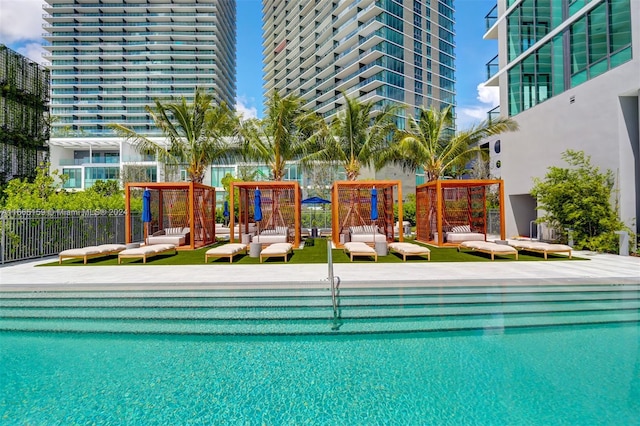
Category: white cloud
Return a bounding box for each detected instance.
[457,107,489,129]
[457,83,500,128]
[476,83,500,105]
[16,42,46,65]
[0,0,43,43]
[235,96,259,120]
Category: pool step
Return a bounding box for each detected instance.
[0,285,638,335]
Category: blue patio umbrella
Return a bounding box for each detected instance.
[301,196,331,228]
[370,187,378,221]
[142,189,152,242]
[301,196,331,205]
[142,189,152,223]
[254,188,263,222]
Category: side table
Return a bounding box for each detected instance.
[375,241,388,256]
[249,242,262,258]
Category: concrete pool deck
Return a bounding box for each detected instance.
[0,250,638,291]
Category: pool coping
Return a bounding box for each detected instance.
[0,250,638,292]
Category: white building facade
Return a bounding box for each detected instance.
[484,0,639,238]
[42,0,236,193]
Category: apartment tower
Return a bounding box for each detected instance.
[262,0,455,124]
[483,0,638,237]
[42,0,236,189]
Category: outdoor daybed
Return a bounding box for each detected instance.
[118,244,176,264]
[59,244,126,264]
[147,227,190,246]
[259,242,293,263]
[343,242,378,262]
[252,227,289,245]
[388,242,431,261]
[205,243,247,263]
[457,241,518,260]
[507,240,572,259]
[216,223,257,239]
[445,225,485,243]
[349,225,387,244]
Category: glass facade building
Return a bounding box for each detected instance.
[262,0,456,124]
[43,0,236,190]
[483,0,638,238]
[486,0,633,116]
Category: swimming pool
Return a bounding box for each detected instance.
[1,284,638,424]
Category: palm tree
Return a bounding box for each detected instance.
[378,105,518,181]
[240,91,321,181]
[302,93,400,181]
[111,88,240,183]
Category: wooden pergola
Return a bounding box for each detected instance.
[415,179,505,246]
[331,180,403,248]
[125,182,216,250]
[229,181,302,247]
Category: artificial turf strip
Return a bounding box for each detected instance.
[44,238,585,266]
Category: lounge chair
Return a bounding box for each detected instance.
[259,242,293,263]
[457,241,518,260]
[58,243,126,264]
[507,240,572,259]
[117,243,176,264]
[445,225,486,243]
[343,242,378,262]
[348,225,387,243]
[252,226,289,245]
[204,243,247,263]
[147,227,190,246]
[319,228,332,238]
[388,242,431,261]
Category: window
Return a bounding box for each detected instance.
[588,3,608,66]
[507,0,553,61]
[85,167,119,188]
[569,0,632,87]
[62,168,82,189]
[609,0,630,50]
[211,166,235,188]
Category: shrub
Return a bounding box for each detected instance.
[531,150,633,253]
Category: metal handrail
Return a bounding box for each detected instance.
[327,238,341,329]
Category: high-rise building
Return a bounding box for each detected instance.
[262,0,454,122]
[483,0,638,237]
[43,0,236,189]
[0,45,50,183]
[261,0,455,192]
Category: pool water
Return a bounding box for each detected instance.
[1,286,639,424]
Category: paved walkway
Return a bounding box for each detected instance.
[1,250,638,291]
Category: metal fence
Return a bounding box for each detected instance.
[1,210,144,264]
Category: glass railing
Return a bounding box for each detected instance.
[485,4,498,31]
[487,106,500,123]
[486,54,499,80]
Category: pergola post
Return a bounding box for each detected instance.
[124,183,131,244]
[436,179,443,246]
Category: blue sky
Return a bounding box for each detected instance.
[1,0,498,127]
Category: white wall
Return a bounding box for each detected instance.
[500,59,640,236]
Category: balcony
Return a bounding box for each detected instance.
[485,4,497,31]
[484,3,499,39]
[487,106,500,123]
[485,54,499,80]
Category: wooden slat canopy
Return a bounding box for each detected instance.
[331,180,403,248]
[125,182,216,250]
[415,179,505,246]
